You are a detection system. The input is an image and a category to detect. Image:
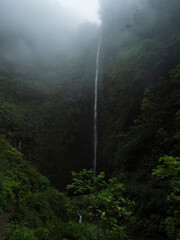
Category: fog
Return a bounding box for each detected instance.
[0,0,100,64]
[100,0,149,27]
[0,0,154,66]
[59,0,100,23]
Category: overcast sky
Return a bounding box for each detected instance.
[0,0,100,63]
[59,0,100,23]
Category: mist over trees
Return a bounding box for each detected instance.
[0,0,99,64]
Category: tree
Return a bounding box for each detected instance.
[153,156,180,240]
[67,170,134,240]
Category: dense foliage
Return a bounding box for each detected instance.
[0,136,108,240]
[0,0,180,239]
[98,0,180,238]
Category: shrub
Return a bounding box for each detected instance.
[7,225,37,240]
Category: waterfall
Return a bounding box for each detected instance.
[93,41,101,178]
[78,214,82,224]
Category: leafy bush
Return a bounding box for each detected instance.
[67,170,134,239]
[153,156,180,240]
[47,221,107,240]
[7,226,37,240]
[13,189,69,228]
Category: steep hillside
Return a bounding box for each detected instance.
[0,0,179,239]
[98,0,180,238]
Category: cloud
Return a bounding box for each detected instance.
[0,0,87,63]
[59,0,100,23]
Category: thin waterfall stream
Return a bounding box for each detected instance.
[78,42,101,224]
[93,41,101,178]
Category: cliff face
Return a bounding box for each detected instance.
[96,1,180,238]
[0,1,180,239]
[98,0,180,174]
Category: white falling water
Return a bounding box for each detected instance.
[78,214,82,224]
[93,41,101,177]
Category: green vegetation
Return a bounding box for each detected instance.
[67,170,133,239]
[153,156,180,240]
[98,1,180,238]
[0,136,108,240]
[0,143,179,239]
[0,0,180,239]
